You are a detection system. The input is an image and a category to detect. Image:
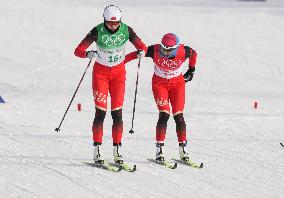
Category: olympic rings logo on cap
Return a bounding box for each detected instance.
[157,59,182,69]
[102,34,126,47]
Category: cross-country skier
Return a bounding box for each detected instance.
[74,5,147,164]
[124,33,197,162]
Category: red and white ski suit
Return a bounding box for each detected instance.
[74,24,146,144]
[125,44,197,143]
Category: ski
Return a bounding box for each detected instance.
[83,161,122,172]
[148,158,177,169]
[173,158,203,169]
[280,142,284,147]
[112,162,137,172]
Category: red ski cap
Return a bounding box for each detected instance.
[161,33,179,49]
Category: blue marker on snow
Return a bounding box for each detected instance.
[0,96,5,103]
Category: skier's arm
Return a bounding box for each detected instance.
[124,45,154,64]
[74,27,98,58]
[145,45,154,58]
[183,46,197,82]
[124,51,139,64]
[128,26,147,54]
[184,46,197,71]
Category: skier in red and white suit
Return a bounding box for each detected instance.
[125,33,197,161]
[74,5,147,164]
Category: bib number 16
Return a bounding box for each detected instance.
[108,55,121,63]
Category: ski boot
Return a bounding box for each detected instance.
[93,142,104,164]
[156,142,165,162]
[179,141,190,161]
[113,143,124,164]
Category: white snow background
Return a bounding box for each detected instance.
[0,0,284,197]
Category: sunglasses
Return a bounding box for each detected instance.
[105,21,120,26]
[160,46,175,54]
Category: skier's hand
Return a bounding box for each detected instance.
[183,68,194,83]
[86,50,97,60]
[137,49,145,59]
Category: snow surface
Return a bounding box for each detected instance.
[1,0,284,197]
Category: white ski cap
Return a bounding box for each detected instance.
[103,5,122,21]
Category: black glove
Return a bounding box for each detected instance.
[183,67,195,82]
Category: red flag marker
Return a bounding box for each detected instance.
[77,103,81,111]
[254,101,258,109]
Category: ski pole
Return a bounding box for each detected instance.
[55,59,92,132]
[129,58,141,134]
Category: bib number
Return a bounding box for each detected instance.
[96,45,125,66]
[108,55,121,63]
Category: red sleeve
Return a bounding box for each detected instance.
[124,51,139,64]
[74,27,98,58]
[124,44,154,64]
[188,49,197,68]
[128,26,147,53]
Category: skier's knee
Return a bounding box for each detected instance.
[94,108,106,123]
[157,112,170,126]
[159,112,170,122]
[111,109,122,123]
[174,113,186,130]
[174,113,185,123]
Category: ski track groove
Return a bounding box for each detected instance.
[205,164,284,197]
[121,182,158,198]
[0,148,13,155]
[0,133,25,144]
[183,173,262,198]
[190,147,284,197]
[143,165,204,197]
[0,156,103,172]
[22,131,72,144]
[0,157,120,197]
[32,159,149,197]
[9,182,39,198]
[195,148,284,174]
[24,162,104,197]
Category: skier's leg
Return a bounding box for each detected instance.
[110,109,124,163]
[109,66,126,145]
[92,108,107,144]
[174,113,190,160]
[168,76,186,143]
[92,108,106,163]
[169,76,185,117]
[156,112,170,144]
[109,66,126,163]
[155,112,170,161]
[92,64,110,111]
[92,64,110,162]
[111,109,123,145]
[152,76,170,143]
[152,75,170,115]
[152,75,170,161]
[92,67,109,144]
[173,113,187,143]
[169,76,189,160]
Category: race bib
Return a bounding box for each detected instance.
[154,64,183,79]
[96,44,126,66]
[95,23,129,67]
